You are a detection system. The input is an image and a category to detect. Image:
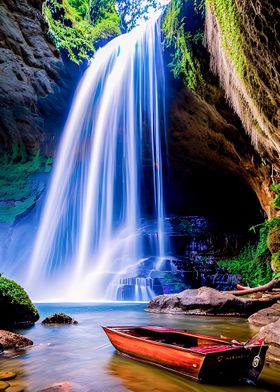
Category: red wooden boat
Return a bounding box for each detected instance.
[102,325,268,384]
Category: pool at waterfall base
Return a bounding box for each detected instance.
[1,303,280,392]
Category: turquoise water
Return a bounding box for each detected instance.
[1,303,279,391]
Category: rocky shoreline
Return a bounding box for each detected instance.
[145,286,280,317]
[146,287,280,364]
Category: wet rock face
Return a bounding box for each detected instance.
[146,287,280,316]
[0,0,79,153]
[0,330,33,350]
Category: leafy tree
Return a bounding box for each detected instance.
[90,0,117,23]
[68,0,89,18]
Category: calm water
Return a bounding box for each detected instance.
[0,303,279,391]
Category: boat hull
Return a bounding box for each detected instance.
[102,326,268,383]
[103,327,203,380]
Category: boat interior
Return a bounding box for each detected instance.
[112,326,233,351]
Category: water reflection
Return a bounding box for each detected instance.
[0,303,279,391]
[107,353,280,392]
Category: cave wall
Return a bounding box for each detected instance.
[0,0,80,152]
[163,0,279,220]
[204,0,280,170]
[0,0,279,226]
[167,84,271,221]
[0,0,81,222]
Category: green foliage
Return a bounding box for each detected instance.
[68,0,88,17]
[0,146,52,223]
[219,225,272,287]
[194,0,205,14]
[162,0,205,91]
[43,0,120,64]
[270,183,280,209]
[90,0,117,23]
[0,276,39,317]
[251,217,280,233]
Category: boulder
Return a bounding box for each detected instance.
[145,287,280,316]
[41,313,78,325]
[0,371,17,381]
[256,318,280,364]
[0,381,10,390]
[0,330,33,350]
[248,302,280,327]
[0,276,39,328]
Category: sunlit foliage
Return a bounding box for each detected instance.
[162,0,205,91]
[219,225,272,287]
[43,0,120,64]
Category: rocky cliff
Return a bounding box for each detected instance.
[164,0,279,220]
[0,0,82,222]
[205,0,279,167]
[0,0,78,152]
[0,0,279,231]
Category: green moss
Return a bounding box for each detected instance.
[272,252,280,274]
[43,0,121,64]
[220,216,280,285]
[162,0,205,91]
[205,0,270,135]
[206,0,245,75]
[270,183,280,209]
[0,276,39,326]
[0,146,52,223]
[219,225,272,287]
[0,276,38,314]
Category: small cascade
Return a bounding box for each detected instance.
[117,277,155,301]
[26,12,168,301]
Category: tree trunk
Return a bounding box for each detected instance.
[223,277,280,296]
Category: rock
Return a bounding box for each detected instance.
[0,276,39,328]
[248,302,280,327]
[38,382,75,392]
[0,330,33,350]
[204,0,280,168]
[256,318,280,364]
[267,226,280,273]
[145,287,280,316]
[0,381,9,391]
[0,372,16,381]
[5,387,24,392]
[0,0,80,223]
[41,313,78,325]
[0,0,78,153]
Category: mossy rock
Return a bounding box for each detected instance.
[0,277,39,328]
[267,226,280,254]
[271,252,280,274]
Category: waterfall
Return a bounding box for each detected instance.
[27,12,168,301]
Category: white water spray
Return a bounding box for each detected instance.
[27,13,168,301]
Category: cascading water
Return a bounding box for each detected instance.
[27,12,168,301]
